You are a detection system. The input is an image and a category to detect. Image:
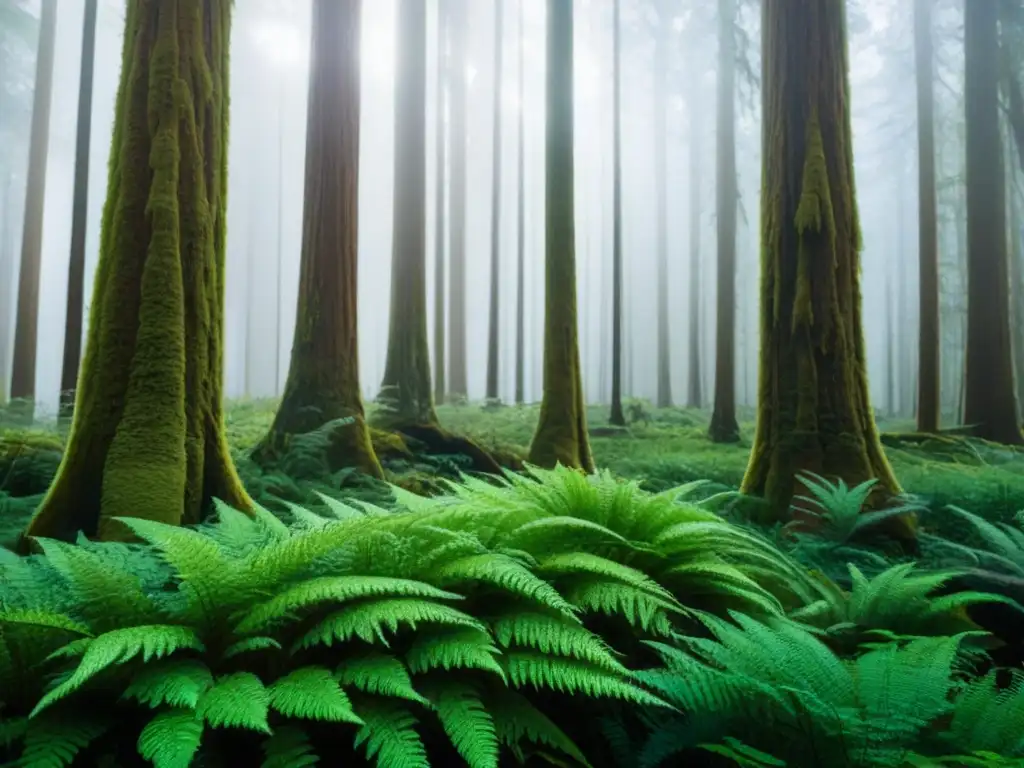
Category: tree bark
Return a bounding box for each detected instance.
[433,0,447,403]
[528,0,594,472]
[10,0,57,413]
[963,0,1022,444]
[485,0,504,402]
[447,0,468,400]
[59,0,99,425]
[686,53,703,410]
[256,0,381,478]
[609,0,625,427]
[654,2,671,410]
[0,172,13,406]
[743,0,910,539]
[709,0,740,443]
[379,0,439,427]
[23,0,251,545]
[514,0,526,406]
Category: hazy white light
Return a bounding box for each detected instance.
[250,20,306,68]
[466,64,478,87]
[362,16,395,83]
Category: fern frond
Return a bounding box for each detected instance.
[261,725,320,768]
[435,553,578,619]
[335,651,428,705]
[351,696,429,768]
[561,578,680,635]
[137,708,204,768]
[195,672,271,733]
[18,710,109,768]
[223,636,282,659]
[498,516,631,555]
[268,666,364,724]
[0,608,92,638]
[488,688,591,767]
[405,627,506,680]
[491,612,627,672]
[504,652,669,707]
[122,658,214,709]
[419,681,499,768]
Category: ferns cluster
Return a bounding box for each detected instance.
[1,467,1022,767]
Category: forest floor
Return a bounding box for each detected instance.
[2,397,1024,551]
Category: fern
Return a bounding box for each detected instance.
[261,725,319,768]
[405,626,506,680]
[351,696,429,768]
[419,680,500,768]
[267,666,364,724]
[121,658,214,709]
[490,612,627,672]
[15,711,108,768]
[137,709,204,768]
[504,652,669,707]
[335,651,428,704]
[195,672,271,732]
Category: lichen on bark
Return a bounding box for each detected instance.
[22,0,250,544]
[743,0,911,539]
[527,0,594,473]
[254,0,382,479]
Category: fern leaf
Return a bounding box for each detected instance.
[335,651,428,705]
[405,627,506,681]
[18,711,108,768]
[0,609,92,638]
[223,636,283,659]
[561,578,679,635]
[499,516,631,554]
[419,681,499,768]
[295,599,485,651]
[488,689,591,767]
[236,576,464,635]
[504,652,669,707]
[268,666,364,724]
[122,659,214,709]
[137,709,204,768]
[0,716,27,748]
[491,612,627,672]
[537,552,676,603]
[314,491,369,520]
[435,553,578,619]
[32,625,204,715]
[351,696,429,768]
[261,725,320,768]
[195,672,271,733]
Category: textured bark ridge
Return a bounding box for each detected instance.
[528,0,595,474]
[743,0,912,540]
[23,0,251,544]
[255,0,381,479]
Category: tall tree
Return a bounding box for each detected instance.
[653,0,672,410]
[255,0,381,477]
[529,0,594,471]
[59,0,99,423]
[686,42,703,410]
[709,0,740,443]
[23,0,251,544]
[962,0,1022,444]
[485,0,504,402]
[447,0,468,400]
[514,0,526,405]
[433,0,447,403]
[914,0,939,433]
[9,0,56,412]
[742,0,910,538]
[609,0,625,427]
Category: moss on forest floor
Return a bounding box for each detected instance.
[2,397,1024,551]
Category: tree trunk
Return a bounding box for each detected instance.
[447,0,468,400]
[1011,188,1024,416]
[485,0,504,402]
[914,0,939,432]
[963,0,1022,444]
[743,0,910,539]
[514,0,526,405]
[528,0,594,472]
[0,172,13,406]
[433,0,447,403]
[255,0,381,478]
[10,0,57,413]
[709,0,740,443]
[609,0,625,427]
[379,0,439,427]
[654,3,671,410]
[22,0,251,545]
[686,57,703,410]
[59,0,99,425]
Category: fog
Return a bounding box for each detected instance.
[0,0,971,418]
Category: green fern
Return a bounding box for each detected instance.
[351,695,429,768]
[121,658,214,709]
[261,725,319,768]
[267,666,364,724]
[419,680,500,768]
[195,672,271,732]
[336,651,428,704]
[137,708,204,768]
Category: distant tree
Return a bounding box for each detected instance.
[58,0,99,424]
[962,0,1022,444]
[514,0,526,406]
[9,0,56,416]
[528,0,594,472]
[743,0,911,540]
[609,0,626,427]
[485,0,504,402]
[255,0,382,478]
[685,27,704,410]
[447,0,468,400]
[709,0,741,443]
[23,0,251,544]
[433,0,447,403]
[653,0,672,410]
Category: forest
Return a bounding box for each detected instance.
[3,0,1024,765]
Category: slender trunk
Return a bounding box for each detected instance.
[528,0,594,472]
[274,78,285,395]
[0,172,12,406]
[434,0,448,402]
[654,2,671,410]
[514,0,526,405]
[1010,184,1024,415]
[915,0,940,432]
[686,61,703,409]
[10,0,57,412]
[23,0,251,544]
[963,0,1022,444]
[447,0,468,399]
[59,0,99,424]
[609,0,625,426]
[886,272,896,417]
[485,0,504,401]
[743,0,910,540]
[709,0,740,442]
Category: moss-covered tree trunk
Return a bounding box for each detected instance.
[256,0,381,478]
[23,0,250,544]
[742,0,908,535]
[609,0,625,428]
[528,0,594,473]
[962,0,1023,444]
[709,0,740,444]
[914,0,939,433]
[380,0,438,428]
